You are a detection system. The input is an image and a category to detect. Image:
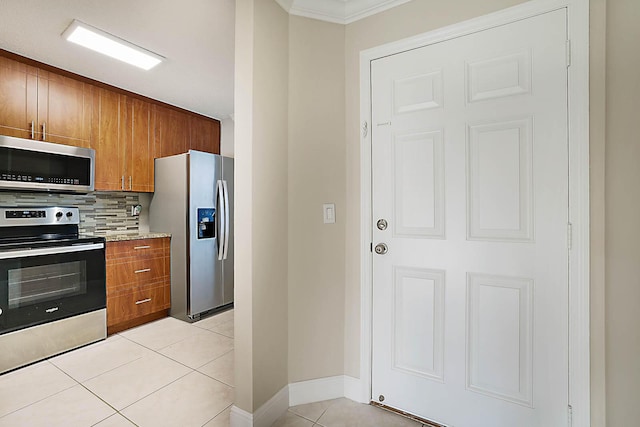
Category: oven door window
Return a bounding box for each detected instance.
[8,260,87,309]
[0,245,105,335]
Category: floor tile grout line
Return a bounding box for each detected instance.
[76,356,150,384]
[117,326,234,372]
[112,367,195,413]
[55,352,148,384]
[194,347,235,372]
[196,369,235,388]
[0,361,80,420]
[199,403,233,427]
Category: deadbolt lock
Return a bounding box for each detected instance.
[374,243,388,255]
[376,218,388,231]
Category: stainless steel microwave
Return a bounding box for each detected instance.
[0,135,95,193]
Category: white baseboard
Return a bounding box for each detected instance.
[344,375,367,403]
[230,385,289,427]
[288,375,367,406]
[230,405,253,427]
[288,376,345,407]
[232,376,367,426]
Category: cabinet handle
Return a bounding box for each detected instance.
[30,121,35,139]
[134,245,151,250]
[121,176,125,191]
[135,298,152,305]
[129,176,132,191]
[134,268,151,274]
[41,122,46,141]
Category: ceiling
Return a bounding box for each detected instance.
[0,0,235,120]
[0,1,410,120]
[276,0,412,24]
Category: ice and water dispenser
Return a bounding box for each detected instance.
[197,208,215,239]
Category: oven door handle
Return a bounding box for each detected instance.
[0,243,104,260]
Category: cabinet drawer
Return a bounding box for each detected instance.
[106,238,167,259]
[107,286,166,327]
[107,256,166,291]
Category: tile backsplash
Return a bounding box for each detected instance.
[0,192,145,237]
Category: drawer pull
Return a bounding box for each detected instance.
[135,298,152,305]
[134,245,151,250]
[134,268,151,274]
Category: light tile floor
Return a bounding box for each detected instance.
[0,309,234,427]
[0,308,427,427]
[277,398,429,427]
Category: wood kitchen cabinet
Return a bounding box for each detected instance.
[91,91,154,192]
[0,50,221,183]
[123,97,154,192]
[154,105,221,157]
[0,56,37,139]
[189,114,221,154]
[91,88,122,191]
[0,55,92,147]
[37,70,93,147]
[154,105,188,158]
[106,237,171,335]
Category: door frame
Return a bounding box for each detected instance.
[357,0,590,425]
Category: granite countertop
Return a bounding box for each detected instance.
[104,232,171,242]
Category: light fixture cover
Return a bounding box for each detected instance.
[62,19,163,70]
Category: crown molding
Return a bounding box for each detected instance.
[275,0,413,24]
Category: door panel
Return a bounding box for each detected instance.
[467,118,533,241]
[371,10,568,427]
[392,267,445,382]
[393,131,444,238]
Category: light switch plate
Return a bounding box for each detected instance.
[323,203,336,224]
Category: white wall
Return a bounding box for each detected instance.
[605,0,640,424]
[234,0,290,414]
[288,15,346,383]
[221,116,235,157]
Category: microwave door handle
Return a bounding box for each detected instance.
[216,179,224,261]
[222,180,230,260]
[0,243,104,260]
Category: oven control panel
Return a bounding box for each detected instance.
[5,210,47,219]
[0,207,80,226]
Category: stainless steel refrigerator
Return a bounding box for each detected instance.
[149,150,233,322]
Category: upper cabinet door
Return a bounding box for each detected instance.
[154,105,188,158]
[0,56,37,138]
[37,70,93,147]
[189,115,220,154]
[128,98,154,192]
[92,88,123,191]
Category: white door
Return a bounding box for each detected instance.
[371,10,569,427]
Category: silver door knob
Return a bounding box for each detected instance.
[374,243,388,255]
[376,219,388,231]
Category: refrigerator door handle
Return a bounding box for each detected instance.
[216,179,225,261]
[222,179,230,260]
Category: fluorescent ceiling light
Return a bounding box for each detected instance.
[62,19,163,70]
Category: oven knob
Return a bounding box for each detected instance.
[56,212,63,219]
[66,211,73,218]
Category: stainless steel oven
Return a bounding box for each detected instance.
[0,207,106,373]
